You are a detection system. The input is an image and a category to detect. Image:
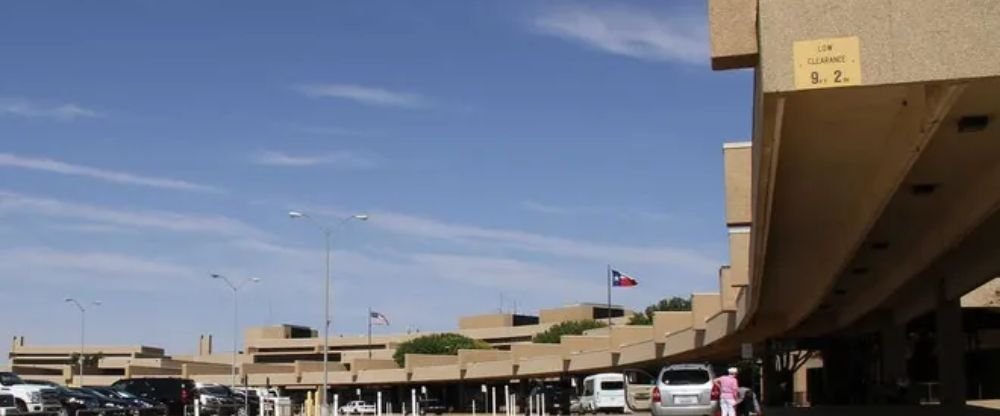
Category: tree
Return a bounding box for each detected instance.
[393,333,491,367]
[628,297,693,325]
[532,320,607,344]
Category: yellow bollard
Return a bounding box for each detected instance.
[306,391,314,416]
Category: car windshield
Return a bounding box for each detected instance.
[0,373,24,385]
[600,381,624,390]
[113,390,137,399]
[661,369,710,386]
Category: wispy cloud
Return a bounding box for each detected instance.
[0,153,217,192]
[0,97,101,121]
[308,208,717,274]
[0,247,197,289]
[411,252,603,294]
[0,191,265,238]
[520,200,671,222]
[292,83,429,108]
[532,3,707,64]
[252,150,379,169]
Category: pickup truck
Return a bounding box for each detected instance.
[0,392,19,416]
[338,401,375,415]
[0,372,60,415]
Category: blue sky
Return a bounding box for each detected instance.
[0,1,751,360]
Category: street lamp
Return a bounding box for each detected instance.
[210,274,261,388]
[64,298,101,387]
[288,210,368,416]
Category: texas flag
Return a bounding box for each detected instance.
[370,311,390,326]
[611,269,639,287]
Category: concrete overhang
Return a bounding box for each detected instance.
[515,356,566,378]
[567,350,616,372]
[617,340,663,366]
[463,360,514,380]
[410,364,462,382]
[746,0,1000,341]
[356,368,408,385]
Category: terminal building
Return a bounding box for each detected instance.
[7,0,1000,413]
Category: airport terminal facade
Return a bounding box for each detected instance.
[8,0,1000,411]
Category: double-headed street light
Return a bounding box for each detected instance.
[64,298,101,387]
[210,274,261,388]
[288,210,368,416]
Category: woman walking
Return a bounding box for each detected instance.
[714,367,741,416]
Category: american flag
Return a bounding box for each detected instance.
[369,311,390,326]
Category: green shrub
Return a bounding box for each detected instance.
[627,297,692,325]
[532,320,607,344]
[393,333,491,366]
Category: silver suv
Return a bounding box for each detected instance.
[622,363,718,416]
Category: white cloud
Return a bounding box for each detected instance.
[0,98,100,121]
[0,247,197,287]
[0,191,265,238]
[308,208,718,275]
[292,84,428,108]
[252,150,379,169]
[0,153,217,192]
[532,4,707,64]
[520,200,672,222]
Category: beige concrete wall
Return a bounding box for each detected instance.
[182,362,233,376]
[962,277,1000,307]
[758,0,1000,93]
[567,350,614,372]
[410,364,461,382]
[653,312,693,339]
[516,356,565,377]
[719,266,739,311]
[511,343,563,361]
[404,354,459,370]
[242,363,294,374]
[610,326,653,348]
[559,336,609,354]
[708,0,758,70]
[457,350,511,368]
[729,230,750,285]
[294,361,347,373]
[724,143,752,224]
[459,313,513,329]
[704,311,737,345]
[539,305,594,323]
[618,340,660,365]
[691,294,722,330]
[349,359,399,373]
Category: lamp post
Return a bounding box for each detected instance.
[211,273,261,388]
[64,298,101,387]
[288,210,368,416]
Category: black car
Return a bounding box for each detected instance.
[72,388,131,416]
[415,398,447,415]
[111,378,197,416]
[41,385,103,416]
[91,387,168,416]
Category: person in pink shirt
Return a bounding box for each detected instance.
[714,367,740,416]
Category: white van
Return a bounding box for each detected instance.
[579,373,626,413]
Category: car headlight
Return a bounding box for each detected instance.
[30,392,42,402]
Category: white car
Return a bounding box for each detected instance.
[339,401,375,415]
[579,373,626,414]
[0,372,60,415]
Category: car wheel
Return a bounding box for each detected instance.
[15,399,28,413]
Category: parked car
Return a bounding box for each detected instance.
[111,378,197,416]
[193,386,238,416]
[227,388,258,416]
[42,385,101,416]
[89,387,167,416]
[71,388,130,416]
[579,373,625,414]
[338,401,375,415]
[0,372,62,414]
[623,363,718,416]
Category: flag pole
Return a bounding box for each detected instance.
[607,265,612,327]
[367,306,372,359]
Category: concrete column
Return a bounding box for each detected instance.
[935,298,966,406]
[880,320,908,385]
